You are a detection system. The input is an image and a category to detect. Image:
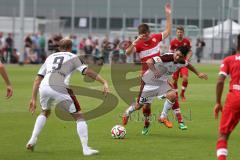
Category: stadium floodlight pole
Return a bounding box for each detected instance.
[154,15,158,33]
[89,11,92,36]
[33,0,37,34]
[122,13,126,39]
[184,16,187,36]
[71,0,75,35]
[211,17,215,60]
[220,0,225,59]
[139,0,143,24]
[198,0,202,38]
[106,0,111,35]
[239,0,240,24]
[19,0,25,65]
[12,8,16,40]
[228,0,233,51]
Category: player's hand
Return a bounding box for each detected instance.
[103,82,110,97]
[29,99,37,115]
[132,35,144,46]
[214,103,223,119]
[198,72,208,80]
[165,3,172,15]
[6,85,13,99]
[153,69,162,79]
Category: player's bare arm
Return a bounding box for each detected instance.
[185,50,193,61]
[125,35,144,56]
[214,75,226,119]
[162,3,172,39]
[146,58,161,78]
[84,68,109,96]
[29,75,44,114]
[0,62,13,99]
[186,63,208,80]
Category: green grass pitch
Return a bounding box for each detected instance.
[0,64,239,160]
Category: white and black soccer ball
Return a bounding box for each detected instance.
[111,125,126,139]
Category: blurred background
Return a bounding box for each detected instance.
[0,0,239,64]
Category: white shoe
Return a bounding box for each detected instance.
[26,137,37,151]
[83,147,99,156]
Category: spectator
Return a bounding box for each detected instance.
[38,32,46,62]
[5,33,14,63]
[101,36,110,64]
[71,35,78,54]
[84,36,94,57]
[195,38,205,63]
[126,37,133,63]
[79,38,86,55]
[93,38,103,65]
[0,32,5,62]
[11,48,19,63]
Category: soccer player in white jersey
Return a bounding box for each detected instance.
[26,38,109,156]
[123,46,207,133]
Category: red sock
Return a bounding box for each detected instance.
[172,101,183,123]
[142,107,151,127]
[216,139,228,160]
[173,81,178,90]
[181,81,188,97]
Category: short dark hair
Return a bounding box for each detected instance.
[176,46,189,57]
[59,38,72,51]
[138,23,150,34]
[176,25,184,32]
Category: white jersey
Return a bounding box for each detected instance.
[38,52,87,88]
[142,53,188,85]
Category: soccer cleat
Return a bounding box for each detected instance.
[178,122,187,130]
[26,137,37,151]
[141,125,150,135]
[122,114,129,125]
[159,118,173,128]
[83,147,99,156]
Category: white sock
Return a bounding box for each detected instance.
[77,120,89,151]
[29,114,47,143]
[125,104,136,116]
[160,99,174,119]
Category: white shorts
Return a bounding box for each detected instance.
[39,85,81,113]
[137,80,172,104]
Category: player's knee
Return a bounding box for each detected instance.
[182,76,188,82]
[166,91,176,102]
[41,110,51,118]
[72,111,84,121]
[218,133,230,141]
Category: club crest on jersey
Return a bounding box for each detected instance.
[152,38,156,42]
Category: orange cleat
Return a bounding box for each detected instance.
[122,114,129,126]
[159,117,173,128]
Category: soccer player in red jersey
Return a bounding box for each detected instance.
[170,26,192,102]
[122,3,172,135]
[214,34,240,160]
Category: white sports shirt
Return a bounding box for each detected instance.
[38,52,87,88]
[142,53,188,85]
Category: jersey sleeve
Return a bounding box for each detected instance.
[37,63,47,77]
[186,39,192,49]
[153,33,163,43]
[219,58,229,76]
[134,43,142,53]
[73,57,88,75]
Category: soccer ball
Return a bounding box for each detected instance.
[111,125,126,139]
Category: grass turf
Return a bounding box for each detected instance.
[0,64,239,160]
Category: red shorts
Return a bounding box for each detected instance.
[172,67,188,80]
[219,92,240,135]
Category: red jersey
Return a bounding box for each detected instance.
[219,53,240,93]
[135,33,163,74]
[169,37,191,52]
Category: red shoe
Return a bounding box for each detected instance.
[158,117,173,128]
[122,114,129,125]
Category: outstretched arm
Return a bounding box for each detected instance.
[162,3,172,39]
[125,35,144,56]
[84,68,109,96]
[187,63,208,80]
[0,63,13,98]
[214,75,226,119]
[29,75,43,114]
